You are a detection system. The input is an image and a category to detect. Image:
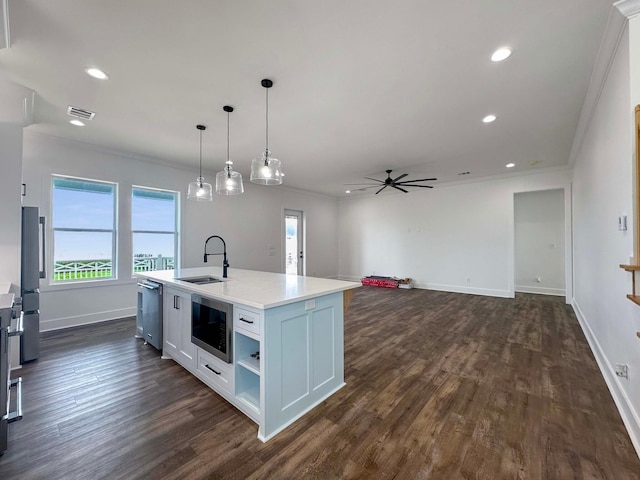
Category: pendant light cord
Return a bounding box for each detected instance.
[199,129,203,185]
[265,86,269,163]
[227,111,231,176]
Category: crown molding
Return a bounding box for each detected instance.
[614,0,640,18]
[568,5,630,166]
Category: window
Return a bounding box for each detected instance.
[132,187,178,273]
[52,176,117,282]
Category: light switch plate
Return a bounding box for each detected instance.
[619,215,628,231]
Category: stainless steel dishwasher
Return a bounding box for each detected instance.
[136,280,163,350]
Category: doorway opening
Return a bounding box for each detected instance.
[284,209,304,275]
[514,189,566,298]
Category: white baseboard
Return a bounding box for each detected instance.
[415,282,512,298]
[337,276,511,298]
[40,307,137,332]
[515,285,565,296]
[337,275,361,282]
[572,299,640,459]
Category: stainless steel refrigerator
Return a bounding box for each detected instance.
[21,206,45,363]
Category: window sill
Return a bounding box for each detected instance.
[41,277,138,293]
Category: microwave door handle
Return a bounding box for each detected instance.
[39,216,46,279]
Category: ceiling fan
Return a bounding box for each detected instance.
[346,170,437,194]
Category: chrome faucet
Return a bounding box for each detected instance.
[203,235,229,278]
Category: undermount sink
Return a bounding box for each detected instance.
[177,276,223,285]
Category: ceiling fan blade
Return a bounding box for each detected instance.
[392,173,408,182]
[403,184,434,188]
[344,183,381,186]
[350,185,379,191]
[363,177,384,183]
[393,186,409,193]
[397,178,437,183]
[375,185,387,195]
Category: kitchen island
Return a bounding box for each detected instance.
[136,267,359,442]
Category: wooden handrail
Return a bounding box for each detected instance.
[620,264,640,307]
[620,264,640,271]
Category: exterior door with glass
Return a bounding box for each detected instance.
[284,209,304,275]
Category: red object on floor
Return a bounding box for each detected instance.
[361,277,399,288]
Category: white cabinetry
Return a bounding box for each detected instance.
[196,347,234,394]
[163,287,195,370]
[144,269,353,443]
[234,305,263,420]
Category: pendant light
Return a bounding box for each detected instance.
[187,124,213,201]
[216,106,244,195]
[250,79,283,185]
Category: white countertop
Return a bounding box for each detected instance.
[0,293,14,310]
[136,267,360,310]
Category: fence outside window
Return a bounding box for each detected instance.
[53,256,174,281]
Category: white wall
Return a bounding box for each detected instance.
[0,78,36,369]
[0,79,34,294]
[21,131,339,331]
[0,122,23,292]
[338,169,570,297]
[571,20,640,454]
[514,189,565,296]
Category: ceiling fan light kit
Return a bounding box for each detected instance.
[187,124,214,201]
[250,78,284,186]
[345,169,437,194]
[216,106,244,195]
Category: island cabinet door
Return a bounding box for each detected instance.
[261,291,345,441]
[163,289,180,358]
[164,287,196,370]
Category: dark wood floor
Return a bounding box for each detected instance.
[1,288,639,479]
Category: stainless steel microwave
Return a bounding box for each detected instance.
[191,294,233,363]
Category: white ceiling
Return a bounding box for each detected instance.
[0,0,613,197]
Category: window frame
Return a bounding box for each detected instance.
[131,185,180,275]
[51,175,118,284]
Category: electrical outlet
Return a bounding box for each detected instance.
[536,277,541,283]
[305,300,316,310]
[615,363,629,379]
[466,277,471,284]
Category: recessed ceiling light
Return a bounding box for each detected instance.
[345,190,351,194]
[491,47,512,62]
[85,67,109,80]
[505,163,515,168]
[69,119,85,126]
[482,114,497,123]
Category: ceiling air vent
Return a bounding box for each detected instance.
[67,105,95,120]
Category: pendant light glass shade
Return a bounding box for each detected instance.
[216,106,244,195]
[187,125,213,201]
[216,163,244,195]
[250,150,282,185]
[250,78,283,185]
[187,177,213,201]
